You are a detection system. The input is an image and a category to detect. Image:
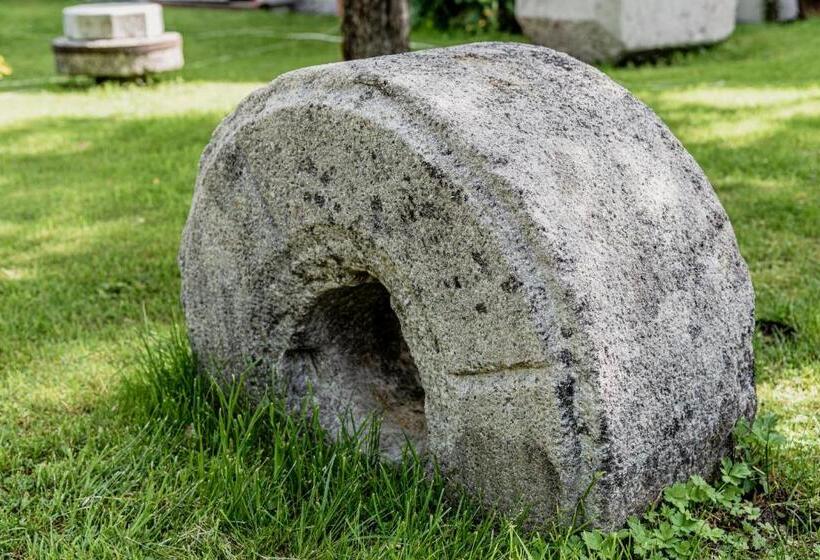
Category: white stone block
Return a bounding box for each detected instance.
[63,2,164,41]
[516,0,737,63]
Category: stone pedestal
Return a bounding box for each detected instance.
[52,3,184,78]
[516,0,737,63]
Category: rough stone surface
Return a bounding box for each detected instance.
[516,0,737,63]
[63,2,164,41]
[736,0,799,22]
[179,42,756,528]
[53,33,184,78]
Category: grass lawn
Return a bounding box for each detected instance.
[0,1,818,557]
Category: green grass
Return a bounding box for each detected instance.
[0,1,818,557]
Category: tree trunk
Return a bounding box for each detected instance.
[341,0,409,61]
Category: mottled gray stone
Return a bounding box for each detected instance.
[516,0,737,63]
[179,42,756,528]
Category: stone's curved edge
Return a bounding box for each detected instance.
[52,33,183,77]
[180,42,756,529]
[52,32,182,55]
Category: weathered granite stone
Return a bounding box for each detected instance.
[53,3,183,78]
[516,0,737,63]
[63,2,164,41]
[179,42,756,528]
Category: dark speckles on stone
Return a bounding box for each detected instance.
[555,375,581,461]
[221,145,246,182]
[370,195,383,230]
[558,349,576,367]
[488,77,516,90]
[533,50,575,72]
[422,160,448,186]
[319,167,335,186]
[418,201,438,219]
[500,275,522,293]
[599,447,618,483]
[471,251,489,274]
[560,326,574,339]
[298,156,317,175]
[597,416,611,446]
[401,194,417,223]
[708,209,727,230]
[664,416,682,438]
[355,77,392,98]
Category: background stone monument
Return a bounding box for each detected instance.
[515,0,737,63]
[736,0,800,22]
[179,43,756,528]
[52,3,184,78]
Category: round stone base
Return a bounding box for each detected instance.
[52,32,183,78]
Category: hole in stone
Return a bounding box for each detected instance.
[281,278,426,460]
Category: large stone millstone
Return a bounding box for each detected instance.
[179,42,756,528]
